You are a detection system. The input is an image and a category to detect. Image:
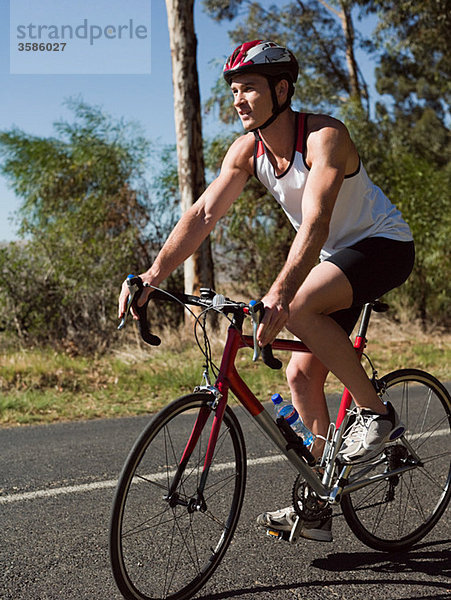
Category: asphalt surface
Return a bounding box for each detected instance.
[1,399,450,600]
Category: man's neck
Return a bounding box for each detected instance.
[257,108,297,161]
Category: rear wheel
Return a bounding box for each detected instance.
[110,392,247,600]
[342,369,451,551]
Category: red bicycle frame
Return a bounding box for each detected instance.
[217,331,366,422]
[175,302,374,501]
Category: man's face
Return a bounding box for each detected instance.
[230,73,273,131]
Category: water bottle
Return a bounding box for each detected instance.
[271,393,316,446]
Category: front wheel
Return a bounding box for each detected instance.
[110,392,247,600]
[342,369,451,552]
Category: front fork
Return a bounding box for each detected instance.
[164,386,226,511]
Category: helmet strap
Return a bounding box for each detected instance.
[250,76,292,132]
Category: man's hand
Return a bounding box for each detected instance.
[257,291,289,347]
[118,275,153,321]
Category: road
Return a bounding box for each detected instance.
[1,399,450,600]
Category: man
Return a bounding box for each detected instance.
[118,40,414,542]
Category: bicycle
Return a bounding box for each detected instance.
[110,275,451,600]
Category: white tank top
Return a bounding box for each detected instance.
[254,112,413,259]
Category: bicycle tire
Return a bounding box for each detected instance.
[109,392,247,600]
[341,368,451,552]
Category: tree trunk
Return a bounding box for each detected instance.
[165,0,215,295]
[316,0,366,107]
[339,1,361,102]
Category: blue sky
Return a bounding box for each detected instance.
[10,0,152,74]
[0,0,377,242]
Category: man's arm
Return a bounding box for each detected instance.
[257,117,356,345]
[118,135,253,318]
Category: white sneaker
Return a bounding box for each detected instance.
[339,401,405,463]
[256,506,296,532]
[256,505,333,542]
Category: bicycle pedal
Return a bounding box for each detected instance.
[265,528,290,542]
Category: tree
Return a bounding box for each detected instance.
[367,0,451,166]
[204,134,294,296]
[204,0,370,116]
[0,99,180,350]
[165,0,215,295]
[368,0,450,116]
[202,1,450,325]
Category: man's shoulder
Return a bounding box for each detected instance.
[224,132,255,174]
[304,113,357,169]
[306,113,349,137]
[229,131,255,155]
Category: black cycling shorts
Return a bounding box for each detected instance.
[325,237,415,335]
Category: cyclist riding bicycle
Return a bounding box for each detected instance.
[118,40,415,543]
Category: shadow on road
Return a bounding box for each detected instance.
[312,538,451,578]
[196,539,451,600]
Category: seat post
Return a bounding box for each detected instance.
[336,303,374,428]
[357,302,373,339]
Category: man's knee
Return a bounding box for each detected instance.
[286,295,322,339]
[286,356,328,392]
[286,359,306,390]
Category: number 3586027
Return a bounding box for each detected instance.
[18,42,67,51]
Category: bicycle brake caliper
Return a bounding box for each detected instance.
[194,383,222,410]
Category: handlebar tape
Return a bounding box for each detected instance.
[125,277,283,367]
[261,345,283,370]
[250,300,283,370]
[126,275,161,346]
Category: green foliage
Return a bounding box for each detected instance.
[379,152,450,325]
[204,0,371,119]
[367,0,451,169]
[205,134,294,296]
[202,0,247,22]
[369,0,450,119]
[202,2,450,325]
[0,99,180,351]
[0,242,66,346]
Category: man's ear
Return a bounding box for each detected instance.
[275,78,289,105]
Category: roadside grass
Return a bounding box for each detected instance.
[1,314,449,427]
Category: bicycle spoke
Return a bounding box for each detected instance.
[122,505,172,539]
[110,394,246,600]
[164,511,192,597]
[133,473,172,492]
[411,419,449,451]
[341,370,450,551]
[410,463,449,493]
[172,511,201,577]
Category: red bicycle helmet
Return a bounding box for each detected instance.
[223,40,299,130]
[223,40,298,86]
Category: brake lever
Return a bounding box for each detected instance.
[117,274,140,330]
[248,299,282,370]
[248,299,262,362]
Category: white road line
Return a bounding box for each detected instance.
[0,478,119,504]
[0,454,284,505]
[1,428,448,505]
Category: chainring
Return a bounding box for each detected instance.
[292,475,331,522]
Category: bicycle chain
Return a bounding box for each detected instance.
[292,475,331,522]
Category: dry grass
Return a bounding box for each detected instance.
[0,314,449,427]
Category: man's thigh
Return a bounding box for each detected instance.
[288,260,353,320]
